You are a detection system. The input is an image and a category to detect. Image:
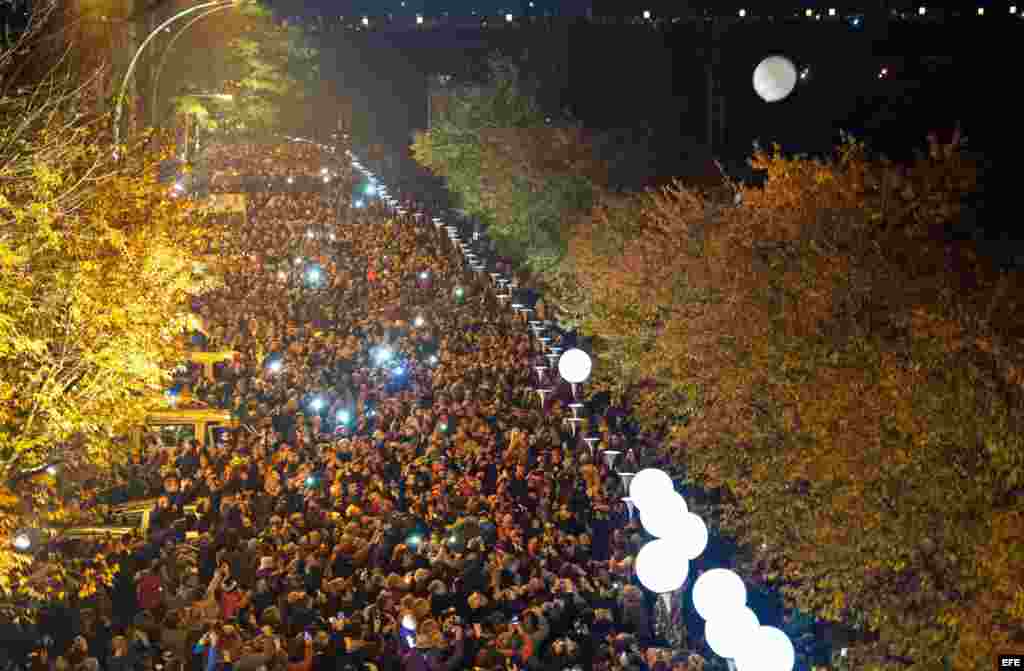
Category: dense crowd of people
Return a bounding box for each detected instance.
[14,140,727,671]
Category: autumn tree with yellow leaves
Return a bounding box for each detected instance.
[571,133,1024,669]
[0,4,219,600]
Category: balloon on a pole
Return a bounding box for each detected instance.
[639,490,688,539]
[753,55,797,102]
[705,606,760,660]
[557,348,592,384]
[692,568,747,622]
[635,538,689,594]
[735,626,796,671]
[677,512,709,560]
[628,468,674,511]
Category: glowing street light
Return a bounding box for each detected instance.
[642,9,651,19]
[505,12,513,21]
[918,6,927,15]
[362,16,369,26]
[738,8,746,17]
[417,14,424,24]
[977,6,984,14]
[805,8,812,17]
[828,7,836,16]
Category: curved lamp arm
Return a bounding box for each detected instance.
[113,0,241,148]
[151,3,235,127]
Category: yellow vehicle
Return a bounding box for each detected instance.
[140,403,239,450]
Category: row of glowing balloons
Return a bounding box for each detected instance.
[629,469,796,671]
[346,148,794,670]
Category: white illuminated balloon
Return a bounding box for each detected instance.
[735,626,795,671]
[557,348,592,384]
[629,468,674,511]
[705,606,760,660]
[639,490,688,538]
[635,539,689,594]
[678,512,709,559]
[753,55,798,102]
[693,568,747,622]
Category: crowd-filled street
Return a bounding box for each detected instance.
[8,139,713,671]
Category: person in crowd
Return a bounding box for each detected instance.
[29,140,708,671]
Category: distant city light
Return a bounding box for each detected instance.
[828,7,836,16]
[977,6,984,15]
[642,10,651,19]
[805,8,812,17]
[918,6,926,15]
[738,8,746,17]
[417,14,423,24]
[362,16,369,26]
[505,13,513,21]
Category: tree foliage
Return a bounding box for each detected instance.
[0,12,218,597]
[412,58,605,272]
[571,134,1023,669]
[163,2,319,133]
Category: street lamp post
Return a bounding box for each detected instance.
[151,3,236,127]
[113,0,243,148]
